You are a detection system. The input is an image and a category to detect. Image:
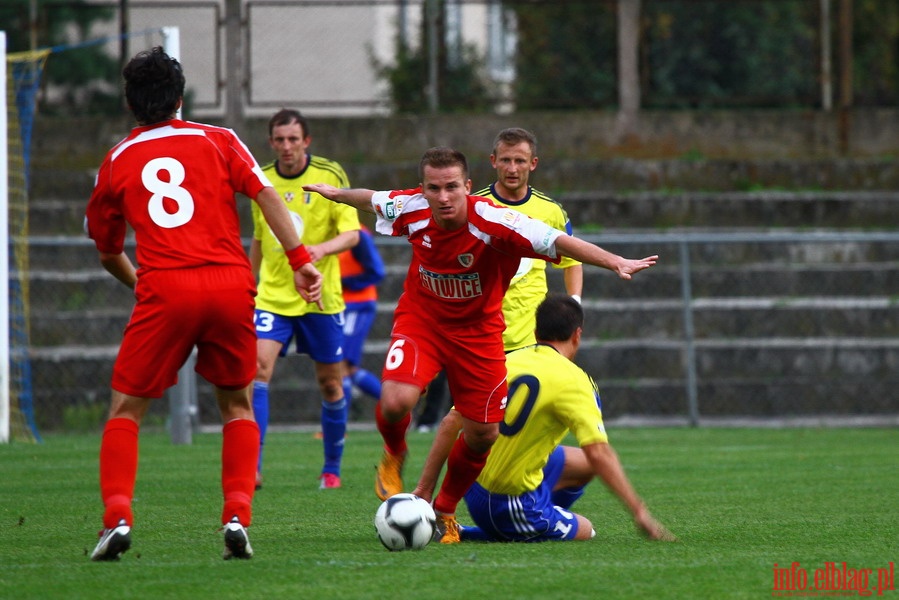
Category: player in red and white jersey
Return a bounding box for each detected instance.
[84,46,322,562]
[303,147,657,543]
[377,184,562,331]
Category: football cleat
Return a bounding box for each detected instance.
[222,516,253,560]
[375,451,405,501]
[90,518,131,561]
[319,473,341,489]
[433,513,461,545]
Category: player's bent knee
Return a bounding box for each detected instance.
[574,514,595,540]
[319,378,345,399]
[381,382,421,416]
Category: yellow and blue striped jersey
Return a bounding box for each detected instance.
[474,184,580,351]
[253,155,360,316]
[476,343,607,496]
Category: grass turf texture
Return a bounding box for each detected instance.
[1,427,896,599]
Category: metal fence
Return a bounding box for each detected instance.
[28,227,899,435]
[19,0,899,117]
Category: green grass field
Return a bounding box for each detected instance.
[2,427,896,599]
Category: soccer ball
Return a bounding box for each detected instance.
[374,493,437,551]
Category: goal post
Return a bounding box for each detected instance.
[1,30,9,444]
[1,26,184,444]
[3,39,50,444]
[158,26,200,445]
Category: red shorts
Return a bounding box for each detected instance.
[382,309,507,423]
[112,266,258,398]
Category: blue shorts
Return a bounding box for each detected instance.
[254,310,345,364]
[461,447,579,542]
[342,300,377,366]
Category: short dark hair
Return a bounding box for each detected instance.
[535,294,583,342]
[492,127,537,157]
[419,147,469,181]
[268,108,310,138]
[123,46,185,125]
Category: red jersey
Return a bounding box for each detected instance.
[85,119,271,274]
[372,188,563,334]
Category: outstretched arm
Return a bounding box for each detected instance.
[582,442,676,541]
[554,234,658,280]
[303,184,377,214]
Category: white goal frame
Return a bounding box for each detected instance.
[0,28,180,443]
[1,31,11,443]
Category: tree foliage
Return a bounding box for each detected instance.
[375,0,493,114]
[1,0,120,115]
[508,0,618,110]
[854,0,899,105]
[507,0,899,109]
[642,0,818,107]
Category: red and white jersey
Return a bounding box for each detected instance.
[85,119,271,273]
[372,188,564,331]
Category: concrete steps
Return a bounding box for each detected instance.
[22,192,899,429]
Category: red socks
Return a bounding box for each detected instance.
[433,433,489,516]
[99,418,139,529]
[221,419,259,526]
[375,402,410,457]
[99,417,259,529]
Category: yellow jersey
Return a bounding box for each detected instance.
[253,155,360,316]
[476,344,608,496]
[474,184,580,351]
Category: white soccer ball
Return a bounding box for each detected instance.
[374,493,437,551]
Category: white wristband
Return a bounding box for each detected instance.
[571,294,581,304]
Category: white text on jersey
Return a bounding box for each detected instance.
[418,267,483,299]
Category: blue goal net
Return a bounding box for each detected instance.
[6,49,50,443]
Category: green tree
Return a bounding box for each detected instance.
[374,0,492,114]
[642,1,819,108]
[1,0,120,115]
[854,0,899,105]
[508,0,617,110]
[508,0,899,110]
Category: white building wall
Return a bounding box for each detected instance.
[84,0,511,118]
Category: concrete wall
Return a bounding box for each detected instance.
[33,108,899,200]
[24,109,899,429]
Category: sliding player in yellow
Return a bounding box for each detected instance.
[453,295,675,542]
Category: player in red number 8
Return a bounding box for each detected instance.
[84,46,322,561]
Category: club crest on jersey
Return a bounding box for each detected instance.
[284,192,295,203]
[458,253,474,267]
[422,234,432,248]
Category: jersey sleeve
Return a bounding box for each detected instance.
[85,158,128,254]
[472,200,565,262]
[551,204,581,269]
[221,128,273,200]
[371,188,430,236]
[557,371,608,446]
